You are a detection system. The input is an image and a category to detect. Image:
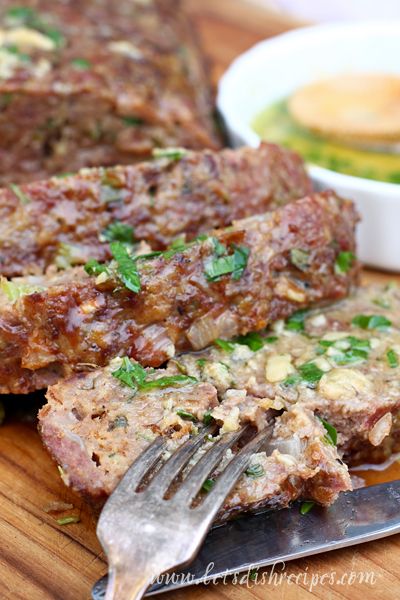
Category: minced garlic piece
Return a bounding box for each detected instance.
[265,354,295,383]
[0,27,56,51]
[318,368,372,400]
[108,40,143,60]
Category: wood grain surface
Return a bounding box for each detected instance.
[0,2,399,599]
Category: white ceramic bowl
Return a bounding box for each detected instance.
[217,21,400,272]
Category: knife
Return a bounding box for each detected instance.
[92,480,400,598]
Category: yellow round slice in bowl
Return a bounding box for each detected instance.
[288,73,400,146]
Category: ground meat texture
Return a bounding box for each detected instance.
[38,372,351,515]
[0,192,359,394]
[0,144,312,278]
[0,0,221,185]
[162,283,400,464]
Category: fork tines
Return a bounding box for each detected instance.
[97,423,273,600]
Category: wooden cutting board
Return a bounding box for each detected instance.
[1,2,399,599]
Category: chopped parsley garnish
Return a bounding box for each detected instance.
[300,501,315,515]
[282,374,301,387]
[176,409,197,421]
[335,251,356,275]
[196,358,207,368]
[122,116,144,126]
[373,297,391,309]
[318,417,337,446]
[9,183,30,204]
[204,242,250,282]
[234,332,264,352]
[297,362,325,387]
[285,310,307,332]
[245,463,265,479]
[202,478,215,492]
[109,241,141,293]
[387,349,399,368]
[202,410,214,425]
[71,58,91,70]
[56,515,80,525]
[84,259,108,277]
[214,339,236,353]
[112,357,197,394]
[100,221,135,244]
[290,248,310,271]
[319,336,371,365]
[352,314,392,330]
[265,335,278,343]
[152,147,187,160]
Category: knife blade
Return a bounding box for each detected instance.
[92,480,400,598]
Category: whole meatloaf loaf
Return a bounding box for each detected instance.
[0,192,359,394]
[39,369,351,515]
[0,0,220,184]
[0,143,312,278]
[38,283,400,509]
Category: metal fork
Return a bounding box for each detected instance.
[97,423,272,600]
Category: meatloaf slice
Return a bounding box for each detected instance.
[39,366,351,516]
[0,143,312,278]
[40,283,400,470]
[0,192,359,394]
[0,0,220,184]
[152,282,400,464]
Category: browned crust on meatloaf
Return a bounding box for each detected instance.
[0,0,221,184]
[0,192,359,394]
[0,144,312,277]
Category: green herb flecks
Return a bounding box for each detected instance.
[300,501,315,515]
[387,349,399,368]
[285,310,308,332]
[176,409,197,421]
[112,357,197,396]
[352,314,392,330]
[56,515,80,525]
[71,58,91,70]
[204,241,250,282]
[335,251,356,275]
[297,362,325,387]
[290,248,310,271]
[122,116,144,126]
[214,338,236,353]
[234,332,265,352]
[318,417,337,446]
[10,183,30,204]
[202,410,214,425]
[319,336,371,366]
[84,259,109,277]
[202,478,215,492]
[100,221,135,244]
[245,463,265,479]
[152,147,187,161]
[110,241,141,293]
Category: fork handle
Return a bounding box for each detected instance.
[105,566,153,600]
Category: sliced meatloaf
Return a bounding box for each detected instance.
[0,192,359,394]
[0,0,220,184]
[39,282,400,495]
[39,365,351,515]
[0,143,312,278]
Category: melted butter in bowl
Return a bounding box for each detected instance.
[252,74,400,183]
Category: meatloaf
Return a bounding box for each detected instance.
[38,283,399,509]
[0,0,220,184]
[0,143,312,278]
[0,192,359,394]
[39,369,351,515]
